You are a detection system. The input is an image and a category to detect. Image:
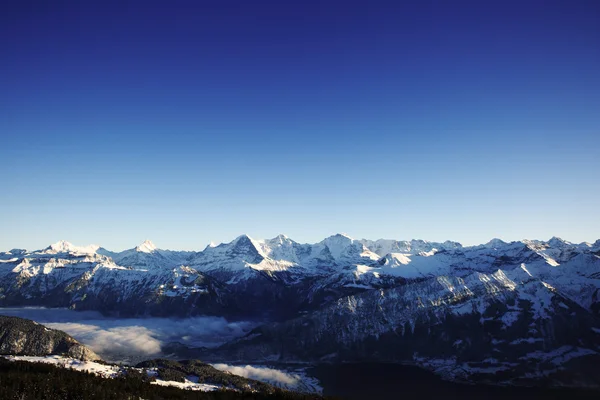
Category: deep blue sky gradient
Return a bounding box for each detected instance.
[1,0,599,250]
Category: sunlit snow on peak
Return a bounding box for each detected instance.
[484,238,507,249]
[45,240,100,255]
[135,240,157,253]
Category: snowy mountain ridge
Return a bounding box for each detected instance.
[8,233,596,261]
[2,234,599,291]
[1,233,598,317]
[1,234,600,386]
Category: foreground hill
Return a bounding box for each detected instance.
[0,357,323,400]
[1,357,599,400]
[0,317,320,397]
[0,315,100,361]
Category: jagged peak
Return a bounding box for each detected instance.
[48,240,74,251]
[442,240,463,248]
[231,234,262,249]
[8,249,27,255]
[547,236,571,245]
[266,234,295,245]
[323,233,354,242]
[201,235,262,254]
[320,233,354,249]
[43,240,100,255]
[231,234,265,253]
[485,238,507,248]
[202,241,218,252]
[135,240,156,253]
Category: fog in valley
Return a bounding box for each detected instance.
[0,307,257,363]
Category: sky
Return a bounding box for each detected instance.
[1,0,599,251]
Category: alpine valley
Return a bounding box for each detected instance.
[1,234,600,393]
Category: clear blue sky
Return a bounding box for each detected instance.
[1,0,599,251]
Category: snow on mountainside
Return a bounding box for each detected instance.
[191,235,269,273]
[203,264,600,386]
[187,233,382,288]
[0,234,599,320]
[42,241,100,255]
[190,233,381,276]
[1,234,599,387]
[0,240,226,317]
[376,252,449,278]
[317,234,380,264]
[358,238,463,257]
[97,240,193,270]
[135,239,157,253]
[255,234,304,263]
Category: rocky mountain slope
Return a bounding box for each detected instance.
[0,315,100,360]
[202,266,600,385]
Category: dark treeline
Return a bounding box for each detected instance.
[136,359,275,393]
[0,358,329,400]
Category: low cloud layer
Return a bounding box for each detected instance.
[0,307,256,362]
[45,322,162,358]
[210,363,323,393]
[211,363,300,387]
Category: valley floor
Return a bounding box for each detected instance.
[309,363,600,400]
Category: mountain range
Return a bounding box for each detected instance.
[1,234,600,387]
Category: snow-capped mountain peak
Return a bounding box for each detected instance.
[48,240,74,252]
[135,240,157,253]
[232,234,264,253]
[44,240,99,255]
[320,234,354,259]
[234,234,253,242]
[442,240,463,249]
[547,236,571,248]
[318,233,380,263]
[484,238,507,249]
[256,234,303,263]
[271,234,289,243]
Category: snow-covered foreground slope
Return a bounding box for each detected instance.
[4,355,121,378]
[3,355,323,394]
